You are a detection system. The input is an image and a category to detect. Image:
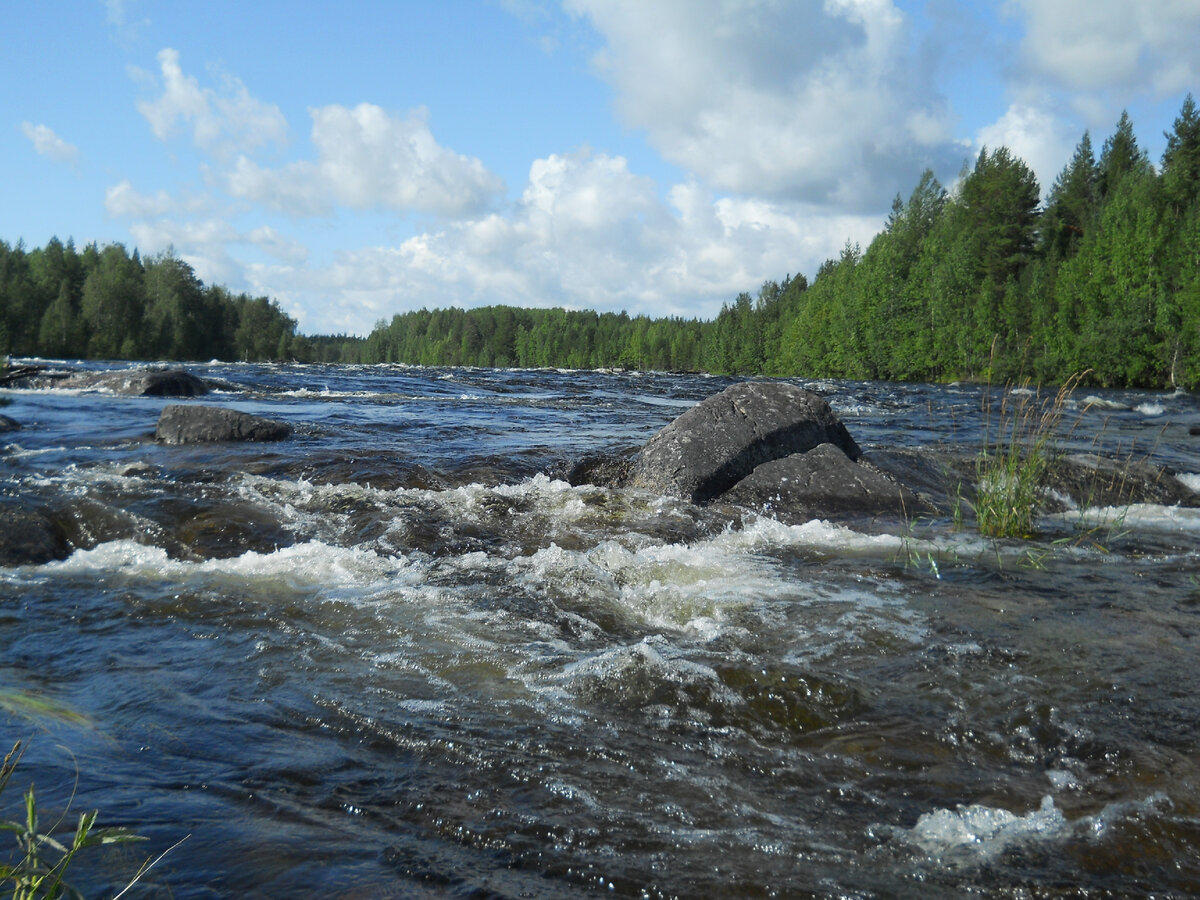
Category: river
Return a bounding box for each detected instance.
[2,361,1199,898]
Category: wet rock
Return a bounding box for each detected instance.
[863,447,975,515]
[171,500,297,559]
[1041,453,1200,510]
[564,452,635,488]
[155,404,291,444]
[0,506,71,566]
[0,364,54,387]
[68,368,210,397]
[723,443,925,522]
[0,414,20,432]
[630,381,860,503]
[868,447,1200,517]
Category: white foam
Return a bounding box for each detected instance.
[1082,395,1126,411]
[1177,472,1200,494]
[1134,401,1165,416]
[1064,502,1200,533]
[33,539,412,600]
[905,795,1066,860]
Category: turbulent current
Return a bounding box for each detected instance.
[2,361,1200,898]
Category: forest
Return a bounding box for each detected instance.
[0,240,305,364]
[3,95,1198,389]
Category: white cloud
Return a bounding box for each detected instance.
[105,180,176,218]
[245,226,309,265]
[237,150,881,335]
[21,122,79,167]
[563,0,961,210]
[974,102,1079,196]
[130,218,243,287]
[225,103,505,218]
[105,0,149,43]
[129,218,308,290]
[1011,0,1200,99]
[134,48,288,158]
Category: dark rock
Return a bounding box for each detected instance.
[1190,425,1200,436]
[629,382,860,503]
[1041,453,1200,510]
[0,506,71,566]
[722,443,925,522]
[868,447,1200,517]
[0,365,49,386]
[862,448,973,514]
[0,414,20,432]
[156,404,291,444]
[565,452,635,488]
[72,368,210,397]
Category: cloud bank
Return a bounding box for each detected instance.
[102,2,1200,335]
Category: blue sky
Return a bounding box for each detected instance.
[4,1,1199,336]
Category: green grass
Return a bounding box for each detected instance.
[973,372,1086,539]
[0,740,180,900]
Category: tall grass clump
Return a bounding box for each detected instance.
[974,371,1087,539]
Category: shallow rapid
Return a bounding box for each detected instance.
[2,362,1199,898]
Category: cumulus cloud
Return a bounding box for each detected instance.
[129,217,309,294]
[133,48,288,158]
[225,103,505,218]
[21,122,79,167]
[563,0,961,210]
[1011,0,1200,98]
[106,180,177,218]
[240,150,881,335]
[975,101,1080,195]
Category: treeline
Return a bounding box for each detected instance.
[5,95,1199,388]
[0,240,305,362]
[351,276,817,372]
[769,100,1200,388]
[358,96,1200,388]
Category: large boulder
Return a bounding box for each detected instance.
[722,443,924,522]
[629,382,861,503]
[83,368,210,397]
[156,404,291,444]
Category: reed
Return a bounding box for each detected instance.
[973,372,1087,539]
[0,740,155,900]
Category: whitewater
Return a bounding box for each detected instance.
[2,361,1199,898]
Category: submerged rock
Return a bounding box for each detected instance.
[0,414,20,432]
[70,368,211,397]
[156,404,291,444]
[629,381,861,503]
[0,506,71,566]
[564,452,635,489]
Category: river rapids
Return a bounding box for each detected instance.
[2,361,1199,898]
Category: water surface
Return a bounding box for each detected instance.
[2,362,1199,898]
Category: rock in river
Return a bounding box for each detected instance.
[722,442,922,522]
[156,404,291,444]
[0,505,71,566]
[629,381,862,503]
[80,368,211,396]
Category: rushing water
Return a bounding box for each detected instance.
[2,361,1200,898]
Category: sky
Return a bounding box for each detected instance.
[4,1,1200,337]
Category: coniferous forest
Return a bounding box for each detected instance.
[3,97,1199,389]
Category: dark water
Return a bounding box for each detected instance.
[3,361,1200,898]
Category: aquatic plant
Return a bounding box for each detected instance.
[973,372,1087,539]
[0,740,163,900]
